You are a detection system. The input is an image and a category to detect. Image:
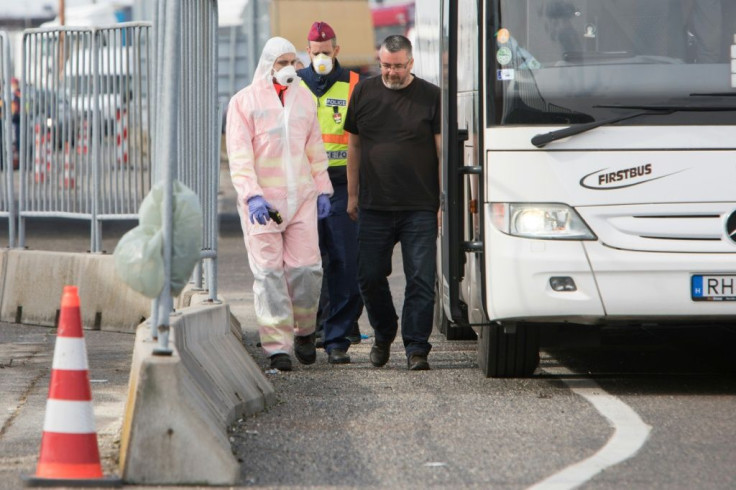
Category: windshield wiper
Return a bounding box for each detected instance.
[690,92,736,97]
[531,109,670,148]
[531,103,736,148]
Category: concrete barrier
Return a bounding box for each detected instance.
[0,249,150,332]
[0,248,275,485]
[119,301,275,486]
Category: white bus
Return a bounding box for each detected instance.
[415,0,736,377]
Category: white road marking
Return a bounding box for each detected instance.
[528,367,652,490]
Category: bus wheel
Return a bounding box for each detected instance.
[434,279,477,340]
[477,323,539,377]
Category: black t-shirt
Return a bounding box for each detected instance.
[344,75,441,212]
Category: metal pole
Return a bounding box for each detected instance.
[91,29,101,253]
[1,34,15,248]
[153,0,181,356]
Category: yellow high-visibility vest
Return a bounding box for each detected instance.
[302,71,359,168]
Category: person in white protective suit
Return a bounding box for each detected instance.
[226,37,334,371]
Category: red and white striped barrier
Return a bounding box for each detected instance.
[77,119,89,157]
[116,108,128,167]
[63,142,75,189]
[33,123,51,184]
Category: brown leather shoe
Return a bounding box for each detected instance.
[408,353,430,371]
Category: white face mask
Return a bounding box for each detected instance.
[274,65,298,85]
[312,54,334,75]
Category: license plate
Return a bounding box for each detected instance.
[692,275,736,301]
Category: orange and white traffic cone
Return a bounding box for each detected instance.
[24,286,121,487]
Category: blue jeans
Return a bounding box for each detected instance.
[318,184,363,353]
[357,209,436,357]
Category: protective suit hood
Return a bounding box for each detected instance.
[252,36,299,85]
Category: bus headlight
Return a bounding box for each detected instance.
[491,203,596,240]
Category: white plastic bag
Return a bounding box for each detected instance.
[113,224,165,298]
[114,180,203,297]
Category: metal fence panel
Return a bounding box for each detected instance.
[151,1,219,303]
[18,23,152,252]
[148,0,220,352]
[0,31,17,248]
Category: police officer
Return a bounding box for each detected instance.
[298,21,363,364]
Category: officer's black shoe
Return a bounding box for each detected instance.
[370,342,391,367]
[346,321,362,344]
[328,348,351,364]
[294,334,317,365]
[269,354,292,371]
[408,353,430,371]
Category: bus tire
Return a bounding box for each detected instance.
[434,280,477,340]
[477,323,540,377]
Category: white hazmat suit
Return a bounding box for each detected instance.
[226,37,333,357]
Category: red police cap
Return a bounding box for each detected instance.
[308,21,336,41]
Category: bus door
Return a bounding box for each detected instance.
[438,0,486,331]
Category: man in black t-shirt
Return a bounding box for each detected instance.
[344,35,441,371]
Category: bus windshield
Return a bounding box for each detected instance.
[488,0,736,126]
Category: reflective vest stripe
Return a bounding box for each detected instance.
[323,133,348,144]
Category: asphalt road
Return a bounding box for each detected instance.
[1,216,735,489]
[219,216,736,490]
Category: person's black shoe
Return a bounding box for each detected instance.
[294,334,316,365]
[315,325,325,348]
[328,348,351,364]
[370,342,391,367]
[346,321,362,344]
[408,353,430,371]
[269,354,292,371]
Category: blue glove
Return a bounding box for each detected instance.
[247,196,272,225]
[317,194,331,219]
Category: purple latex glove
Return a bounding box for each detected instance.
[247,196,272,225]
[317,194,331,219]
